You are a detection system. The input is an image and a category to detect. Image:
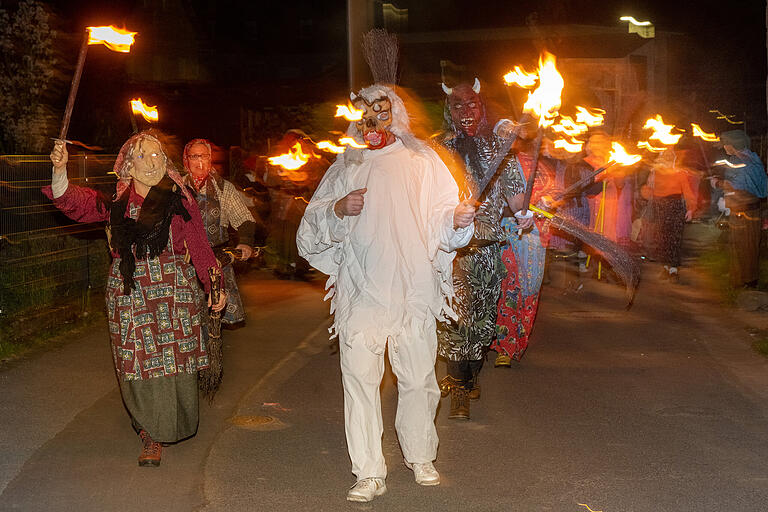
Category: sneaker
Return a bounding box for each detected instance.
[138,430,162,467]
[405,461,440,486]
[346,478,386,502]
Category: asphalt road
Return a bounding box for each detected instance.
[1,254,768,511]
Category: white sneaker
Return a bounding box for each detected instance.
[405,461,440,486]
[346,478,387,502]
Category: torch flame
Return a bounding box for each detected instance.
[86,26,137,53]
[643,115,683,145]
[637,140,666,153]
[130,98,158,123]
[268,142,312,171]
[691,123,720,142]
[338,137,367,149]
[335,104,364,122]
[550,115,588,138]
[523,52,564,128]
[503,66,538,89]
[574,106,605,127]
[619,16,652,26]
[553,137,585,153]
[714,159,746,169]
[609,142,642,166]
[316,140,345,154]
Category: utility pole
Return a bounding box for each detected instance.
[347,0,373,91]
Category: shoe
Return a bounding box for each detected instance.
[138,430,162,467]
[668,271,680,284]
[404,461,440,486]
[468,383,481,400]
[438,375,459,398]
[494,353,512,368]
[346,478,387,502]
[449,386,470,420]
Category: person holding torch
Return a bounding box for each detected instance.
[44,132,226,467]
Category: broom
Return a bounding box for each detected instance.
[529,204,641,307]
[199,265,224,402]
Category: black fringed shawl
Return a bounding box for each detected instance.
[109,175,191,294]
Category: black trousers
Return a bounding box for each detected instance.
[447,359,484,390]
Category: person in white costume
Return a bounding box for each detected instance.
[297,83,476,502]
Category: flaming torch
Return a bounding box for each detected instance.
[553,142,641,201]
[59,26,137,141]
[130,98,159,123]
[316,140,346,154]
[517,52,565,234]
[691,123,719,142]
[335,104,364,122]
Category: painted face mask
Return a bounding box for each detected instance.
[128,137,167,188]
[352,95,393,149]
[444,79,484,137]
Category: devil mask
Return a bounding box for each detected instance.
[351,93,395,149]
[443,78,486,137]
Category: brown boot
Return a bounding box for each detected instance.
[448,386,470,420]
[138,430,162,467]
[438,375,460,398]
[468,383,480,400]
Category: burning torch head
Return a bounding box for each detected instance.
[183,139,213,180]
[443,78,486,137]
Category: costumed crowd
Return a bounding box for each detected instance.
[43,30,766,505]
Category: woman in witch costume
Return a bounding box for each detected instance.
[44,131,226,467]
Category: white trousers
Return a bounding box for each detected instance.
[338,317,440,480]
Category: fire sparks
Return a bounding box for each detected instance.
[553,137,584,153]
[86,26,137,53]
[523,52,564,128]
[130,98,158,122]
[335,104,364,122]
[691,123,719,142]
[316,140,346,154]
[338,137,367,149]
[574,106,605,127]
[641,115,683,146]
[503,66,538,89]
[609,142,642,166]
[714,159,746,169]
[268,142,315,170]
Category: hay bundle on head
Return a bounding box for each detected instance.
[362,28,400,85]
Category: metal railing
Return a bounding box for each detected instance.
[0,154,117,325]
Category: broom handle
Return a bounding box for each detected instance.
[552,161,617,201]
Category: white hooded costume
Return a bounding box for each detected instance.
[296,85,473,480]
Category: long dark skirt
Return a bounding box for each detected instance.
[652,195,686,267]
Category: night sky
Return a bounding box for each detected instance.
[37,0,767,148]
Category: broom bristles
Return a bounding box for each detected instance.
[549,215,641,306]
[362,29,399,85]
[199,336,223,402]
